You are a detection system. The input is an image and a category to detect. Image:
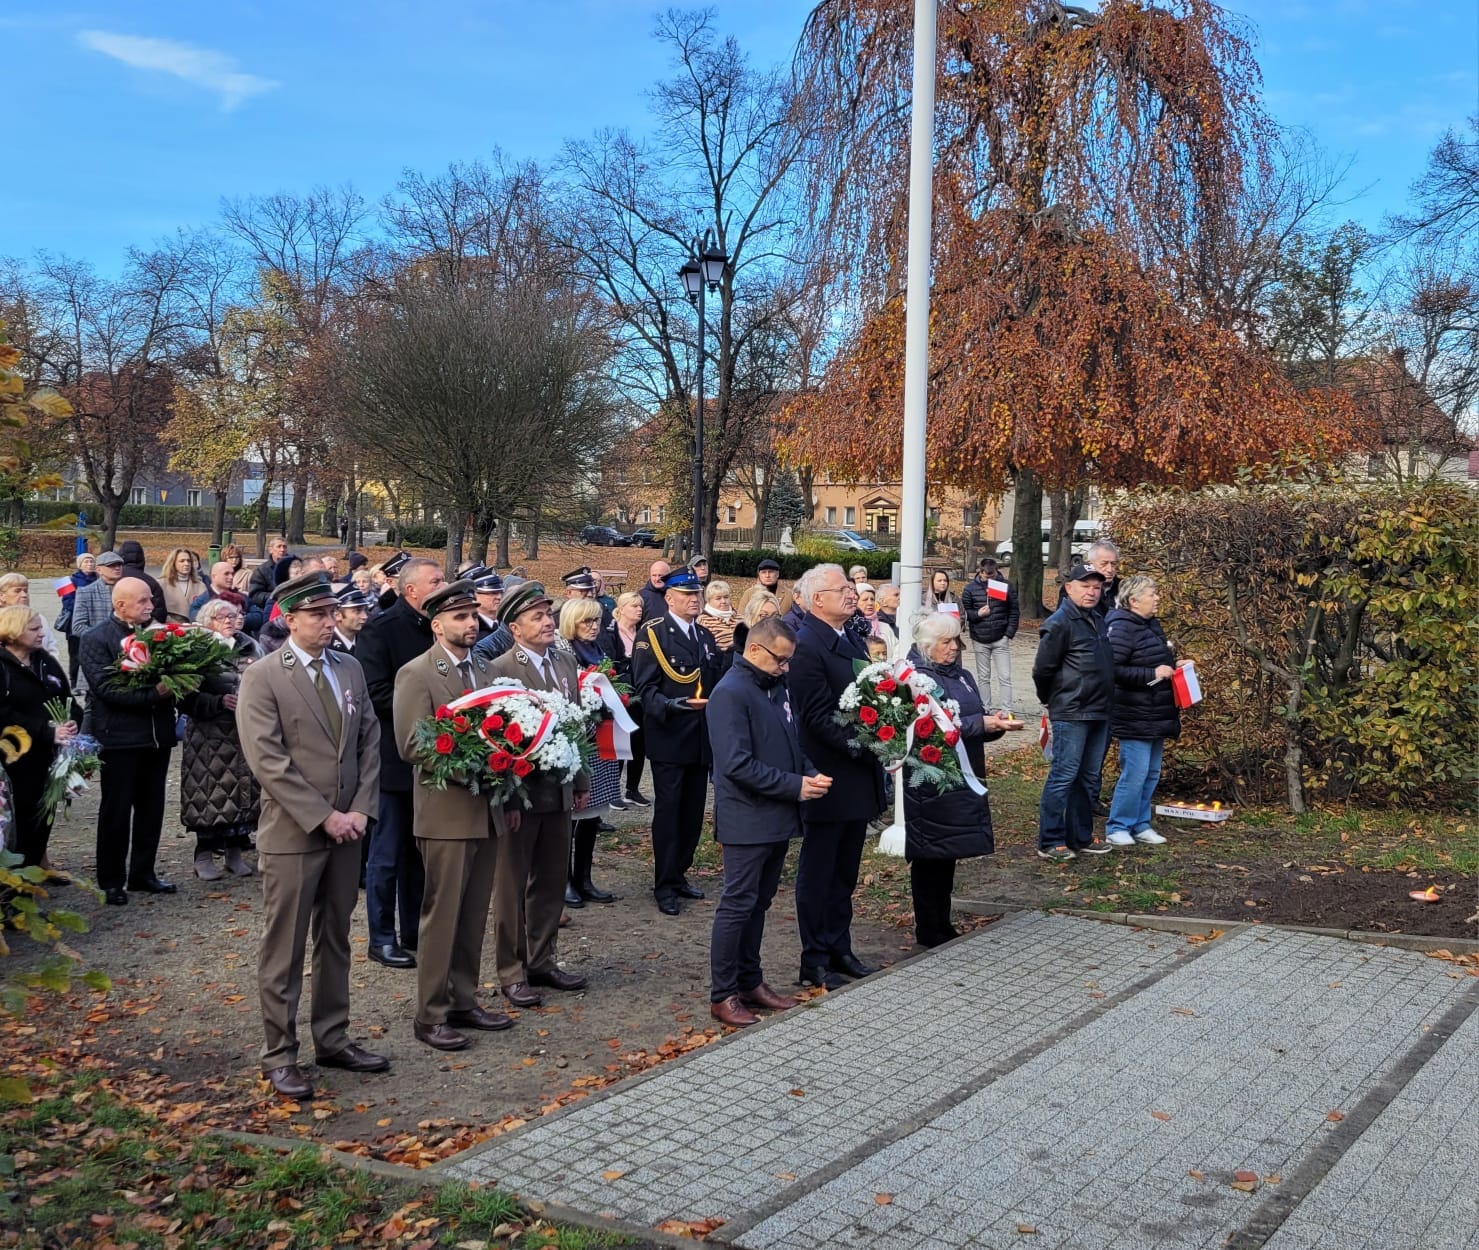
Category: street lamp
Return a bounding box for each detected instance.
[679,232,729,560]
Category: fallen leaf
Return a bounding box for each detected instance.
[1151,1110,1172,1122]
[1231,1179,1258,1193]
[1171,1007,1198,1017]
[1188,1170,1205,1182]
[601,1169,625,1182]
[788,1088,805,1097]
[874,1193,894,1205]
[1017,1223,1038,1235]
[1265,1173,1282,1185]
[775,1172,797,1181]
[1326,1110,1344,1122]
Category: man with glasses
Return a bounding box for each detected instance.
[787,564,886,990]
[706,617,831,1027]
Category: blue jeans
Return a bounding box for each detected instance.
[1038,719,1110,850]
[365,790,424,948]
[1108,738,1165,836]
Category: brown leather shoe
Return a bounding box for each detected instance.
[447,1006,514,1032]
[527,966,587,992]
[413,1021,471,1051]
[315,1043,390,1073]
[502,981,543,1008]
[558,911,571,928]
[710,995,759,1028]
[264,1064,313,1098]
[740,982,800,1012]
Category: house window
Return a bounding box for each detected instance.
[825,506,837,525]
[657,506,665,523]
[130,487,147,506]
[726,504,738,525]
[185,489,201,507]
[640,507,651,524]
[844,506,856,527]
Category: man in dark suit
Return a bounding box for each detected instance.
[787,563,886,990]
[706,617,831,1026]
[631,567,722,915]
[472,570,503,639]
[354,556,445,968]
[330,586,373,655]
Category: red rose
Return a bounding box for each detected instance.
[512,758,533,778]
[152,631,166,642]
[167,624,184,635]
[489,750,513,772]
[876,677,897,694]
[858,705,879,726]
[435,705,452,719]
[452,715,470,733]
[434,733,455,755]
[486,714,504,730]
[914,718,934,739]
[914,694,930,706]
[619,694,630,706]
[919,745,942,764]
[878,725,896,742]
[505,722,524,745]
[944,729,960,747]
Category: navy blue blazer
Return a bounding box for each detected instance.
[707,656,813,845]
[786,612,885,823]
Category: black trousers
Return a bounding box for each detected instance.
[622,715,647,796]
[96,746,172,890]
[649,760,707,900]
[65,634,82,689]
[9,770,53,869]
[795,817,868,967]
[711,841,789,1001]
[910,858,958,946]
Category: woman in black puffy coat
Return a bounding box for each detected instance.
[903,614,1024,947]
[1103,575,1183,848]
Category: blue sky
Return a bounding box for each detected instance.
[3,0,1474,271]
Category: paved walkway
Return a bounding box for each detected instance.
[443,914,1478,1249]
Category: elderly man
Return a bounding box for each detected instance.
[237,572,386,1097]
[78,577,181,905]
[248,537,290,615]
[706,617,830,1027]
[637,559,672,622]
[755,558,794,618]
[1033,563,1116,861]
[1085,540,1121,619]
[632,568,723,916]
[356,556,446,969]
[787,564,885,989]
[69,551,126,697]
[875,583,901,632]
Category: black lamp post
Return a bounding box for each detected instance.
[679,232,729,561]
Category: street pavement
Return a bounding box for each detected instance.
[443,913,1478,1250]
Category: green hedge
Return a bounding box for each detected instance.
[21,499,325,532]
[385,523,448,549]
[710,547,900,580]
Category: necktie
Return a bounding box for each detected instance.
[457,659,473,692]
[310,658,342,740]
[541,656,554,689]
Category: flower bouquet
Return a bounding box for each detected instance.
[576,660,638,762]
[835,659,969,790]
[40,698,100,822]
[407,699,516,799]
[114,623,235,698]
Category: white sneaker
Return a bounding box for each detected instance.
[1105,831,1135,847]
[1134,828,1167,845]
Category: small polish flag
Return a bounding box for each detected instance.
[53,577,75,598]
[936,601,960,616]
[1172,661,1203,709]
[986,578,1009,601]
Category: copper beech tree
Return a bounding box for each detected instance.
[785,0,1362,610]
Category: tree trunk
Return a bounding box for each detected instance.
[212,491,228,546]
[287,467,309,543]
[321,480,342,546]
[469,509,496,564]
[101,498,123,553]
[524,509,542,561]
[255,492,270,558]
[797,466,815,521]
[495,516,511,568]
[1282,684,1306,814]
[1010,468,1046,616]
[444,518,465,575]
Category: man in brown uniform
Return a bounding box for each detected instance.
[393,580,515,1051]
[487,582,590,1008]
[238,572,388,1098]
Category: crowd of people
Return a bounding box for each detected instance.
[0,534,1186,1096]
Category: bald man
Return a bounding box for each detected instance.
[78,577,183,905]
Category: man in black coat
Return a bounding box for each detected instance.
[247,537,290,616]
[1032,563,1116,860]
[114,539,167,624]
[636,559,672,623]
[631,567,722,915]
[78,577,180,904]
[787,563,886,990]
[355,556,445,967]
[706,618,831,1027]
[958,557,1020,713]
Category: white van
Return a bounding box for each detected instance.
[994,521,1100,564]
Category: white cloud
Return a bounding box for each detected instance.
[78,30,278,110]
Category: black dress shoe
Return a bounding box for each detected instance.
[624,791,651,807]
[104,887,128,906]
[829,953,879,980]
[128,876,177,894]
[265,1064,313,1098]
[502,981,543,1008]
[367,944,416,969]
[447,1006,514,1032]
[596,819,617,833]
[798,964,846,991]
[657,896,681,916]
[577,881,616,904]
[528,966,587,991]
[414,1021,470,1052]
[316,1043,391,1072]
[675,882,705,900]
[564,881,585,908]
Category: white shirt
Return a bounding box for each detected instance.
[289,641,340,705]
[440,643,474,683]
[668,613,695,641]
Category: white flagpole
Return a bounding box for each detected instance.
[880,0,938,857]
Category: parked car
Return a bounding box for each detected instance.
[627,528,662,548]
[580,525,632,547]
[816,529,879,552]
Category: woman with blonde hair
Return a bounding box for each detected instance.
[0,572,62,663]
[159,548,207,623]
[606,591,650,808]
[698,580,737,664]
[731,585,780,656]
[558,597,618,905]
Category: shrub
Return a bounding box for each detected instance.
[384,523,448,549]
[1110,474,1477,811]
[709,546,900,581]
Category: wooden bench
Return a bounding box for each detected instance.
[594,569,627,594]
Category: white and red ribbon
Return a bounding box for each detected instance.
[447,685,556,761]
[879,659,986,796]
[577,667,638,733]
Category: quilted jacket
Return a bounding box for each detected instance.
[179,632,262,833]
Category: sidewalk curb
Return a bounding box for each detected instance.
[951,897,1479,954]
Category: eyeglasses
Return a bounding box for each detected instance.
[752,641,793,669]
[816,585,855,597]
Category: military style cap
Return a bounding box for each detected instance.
[474,571,504,593]
[756,558,780,572]
[461,563,490,583]
[380,551,411,579]
[498,580,554,624]
[662,568,703,593]
[275,571,338,613]
[335,585,375,610]
[423,579,479,617]
[1064,563,1107,584]
[562,566,597,592]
